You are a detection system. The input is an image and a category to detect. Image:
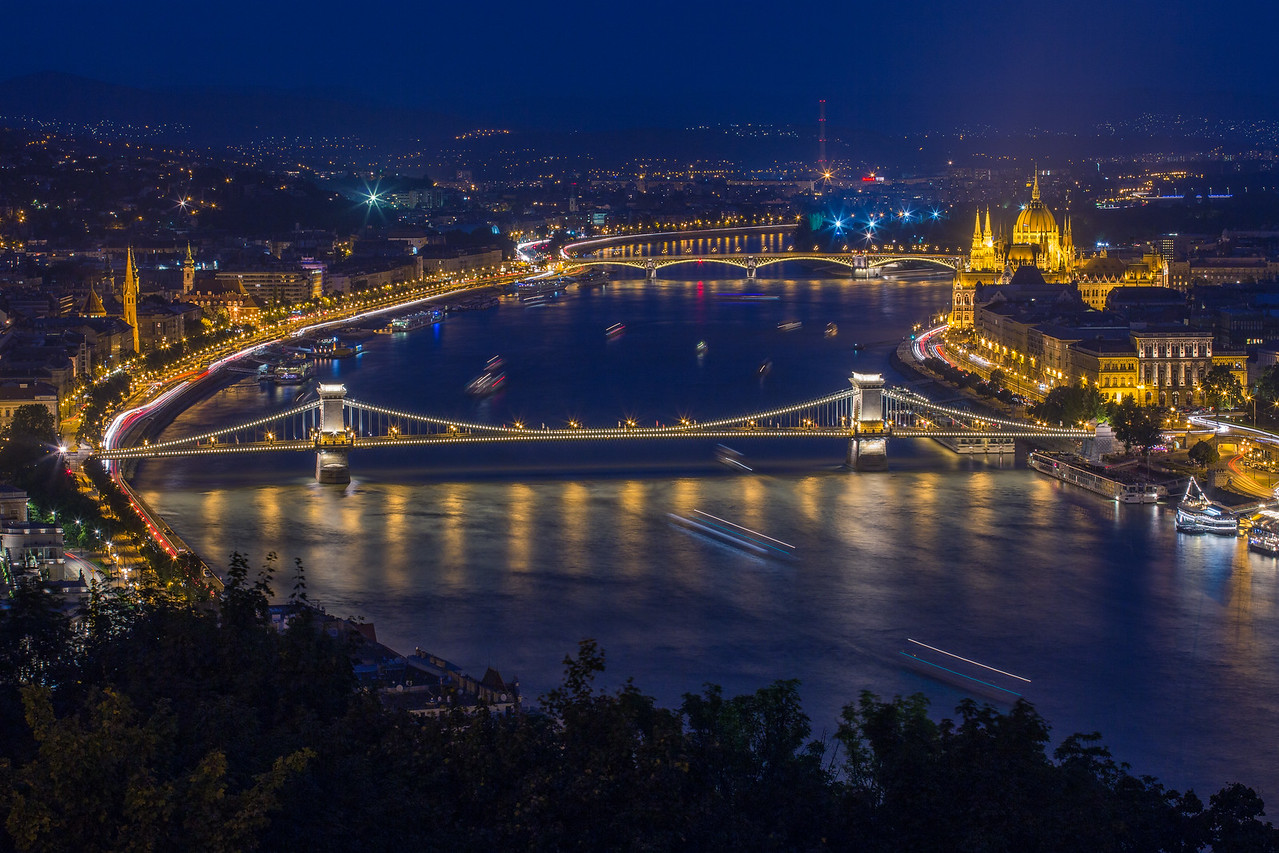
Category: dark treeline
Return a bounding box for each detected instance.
[0,557,1276,852]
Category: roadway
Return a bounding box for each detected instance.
[93,269,530,579]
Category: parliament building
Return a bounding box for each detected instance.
[946,174,1242,408]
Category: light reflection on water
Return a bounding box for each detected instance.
[135,274,1279,801]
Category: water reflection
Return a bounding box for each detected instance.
[134,275,1279,802]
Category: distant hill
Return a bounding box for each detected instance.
[0,71,464,145]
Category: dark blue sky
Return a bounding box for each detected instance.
[3,0,1274,130]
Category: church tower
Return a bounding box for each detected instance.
[1061,215,1075,273]
[123,247,140,354]
[182,243,195,294]
[967,207,999,272]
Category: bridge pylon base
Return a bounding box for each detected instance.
[316,448,350,484]
[847,437,888,472]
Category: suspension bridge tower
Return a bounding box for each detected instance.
[848,372,889,471]
[315,383,353,484]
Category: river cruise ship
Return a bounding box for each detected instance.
[1028,450,1161,503]
[1248,510,1279,555]
[1176,477,1239,536]
[377,309,442,334]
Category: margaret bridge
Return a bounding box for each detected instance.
[97,375,1093,484]
[560,225,965,279]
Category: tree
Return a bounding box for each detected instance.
[1203,365,1244,411]
[1106,398,1164,453]
[1255,364,1279,408]
[1188,440,1221,467]
[1029,385,1106,427]
[0,404,76,507]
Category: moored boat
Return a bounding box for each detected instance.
[1175,477,1238,535]
[378,309,442,333]
[1248,511,1279,555]
[313,337,362,358]
[1029,450,1162,503]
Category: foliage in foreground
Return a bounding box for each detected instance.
[0,557,1276,852]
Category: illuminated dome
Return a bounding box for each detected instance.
[1013,174,1057,237]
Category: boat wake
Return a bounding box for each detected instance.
[667,510,795,559]
[899,638,1030,701]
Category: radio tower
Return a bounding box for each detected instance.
[818,99,828,177]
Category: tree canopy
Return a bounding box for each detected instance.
[1028,385,1106,427]
[1202,365,1244,411]
[1106,397,1165,453]
[1189,440,1221,467]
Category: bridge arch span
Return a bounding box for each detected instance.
[866,256,959,272]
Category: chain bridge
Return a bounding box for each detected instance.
[97,377,1092,484]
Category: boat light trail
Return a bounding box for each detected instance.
[693,510,795,548]
[907,638,1031,682]
[899,653,1024,698]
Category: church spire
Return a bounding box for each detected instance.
[123,246,140,354]
[983,207,992,240]
[1031,170,1041,201]
[972,211,982,243]
[182,243,195,294]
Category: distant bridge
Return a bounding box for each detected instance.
[562,226,964,278]
[98,377,1091,483]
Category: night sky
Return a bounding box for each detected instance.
[2,0,1275,130]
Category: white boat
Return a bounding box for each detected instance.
[272,362,312,385]
[378,309,442,333]
[1248,511,1279,555]
[606,323,625,338]
[777,321,802,331]
[696,340,708,355]
[1175,478,1238,535]
[1028,450,1161,503]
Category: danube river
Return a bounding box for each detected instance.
[134,269,1279,801]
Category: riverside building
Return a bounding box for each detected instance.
[949,172,1218,407]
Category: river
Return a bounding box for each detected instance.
[133,268,1279,801]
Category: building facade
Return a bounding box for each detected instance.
[1129,327,1213,408]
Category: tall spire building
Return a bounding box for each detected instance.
[951,170,1078,328]
[183,243,195,294]
[123,247,140,354]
